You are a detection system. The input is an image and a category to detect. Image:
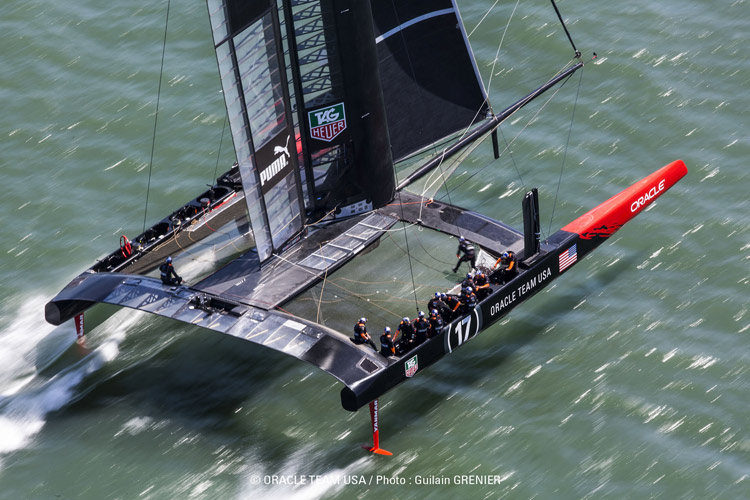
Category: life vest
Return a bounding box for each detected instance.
[459,241,475,257]
[353,321,368,339]
[398,320,414,340]
[380,333,394,353]
[413,318,429,342]
[429,315,444,335]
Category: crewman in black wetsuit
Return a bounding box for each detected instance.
[428,292,451,321]
[352,317,377,351]
[461,272,476,290]
[380,327,395,357]
[491,251,517,284]
[159,256,183,286]
[427,292,442,313]
[460,287,477,314]
[428,309,444,338]
[397,316,415,354]
[444,293,461,320]
[474,271,491,300]
[452,237,476,273]
[439,293,455,321]
[413,311,430,345]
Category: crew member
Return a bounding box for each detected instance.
[452,236,476,273]
[160,256,183,286]
[413,311,430,345]
[428,309,444,338]
[491,251,517,284]
[474,271,491,300]
[427,292,442,314]
[460,287,477,314]
[444,293,461,320]
[380,327,395,357]
[429,292,452,320]
[461,272,476,290]
[397,316,415,354]
[352,317,377,351]
[438,293,458,323]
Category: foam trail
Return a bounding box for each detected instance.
[0,309,144,468]
[0,294,75,397]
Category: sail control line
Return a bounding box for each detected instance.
[362,399,392,456]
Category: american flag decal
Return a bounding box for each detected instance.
[559,243,578,272]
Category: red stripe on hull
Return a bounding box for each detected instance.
[562,160,687,239]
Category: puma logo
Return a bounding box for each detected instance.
[273,135,291,158]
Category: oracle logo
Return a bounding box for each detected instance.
[631,179,666,212]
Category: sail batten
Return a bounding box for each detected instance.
[374,8,455,44]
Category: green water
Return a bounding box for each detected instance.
[1,1,748,499]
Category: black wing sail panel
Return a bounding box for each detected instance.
[210,0,396,227]
[208,0,305,263]
[371,0,489,162]
[280,0,395,216]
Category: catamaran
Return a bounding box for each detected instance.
[45,0,686,455]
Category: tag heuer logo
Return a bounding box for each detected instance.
[308,102,346,142]
[404,355,418,378]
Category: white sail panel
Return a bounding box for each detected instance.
[208,0,305,263]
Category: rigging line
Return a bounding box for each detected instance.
[417,51,576,211]
[410,0,520,214]
[550,0,581,58]
[387,1,490,192]
[485,0,521,100]
[547,66,583,239]
[317,279,405,320]
[414,92,494,228]
[500,126,525,191]
[412,227,456,267]
[437,65,574,199]
[395,187,421,314]
[316,245,328,324]
[211,113,227,185]
[432,68,579,243]
[384,230,451,280]
[142,0,171,234]
[467,0,501,38]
